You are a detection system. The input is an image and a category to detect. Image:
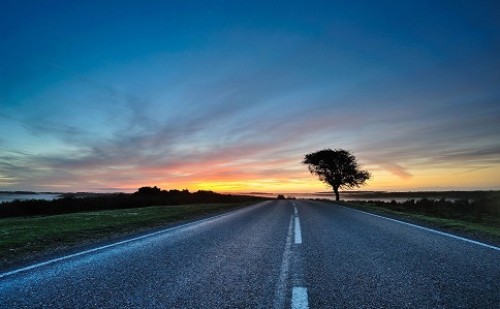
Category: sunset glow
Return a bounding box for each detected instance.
[1,1,499,193]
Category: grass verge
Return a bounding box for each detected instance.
[338,201,500,245]
[0,202,252,269]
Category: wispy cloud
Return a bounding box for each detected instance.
[1,1,499,191]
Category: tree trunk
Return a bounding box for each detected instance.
[333,186,340,201]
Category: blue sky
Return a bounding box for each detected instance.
[1,1,499,192]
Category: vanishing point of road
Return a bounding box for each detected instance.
[1,200,499,308]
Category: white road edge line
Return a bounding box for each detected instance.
[0,202,269,279]
[341,205,500,251]
[294,216,302,245]
[291,287,309,309]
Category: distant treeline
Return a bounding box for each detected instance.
[0,191,41,195]
[0,186,264,218]
[355,195,500,223]
[339,190,500,200]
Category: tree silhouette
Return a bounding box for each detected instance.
[303,149,371,201]
[135,186,162,195]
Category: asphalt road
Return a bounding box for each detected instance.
[0,200,499,308]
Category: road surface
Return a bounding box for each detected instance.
[1,200,499,308]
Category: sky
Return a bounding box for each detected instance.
[1,0,499,193]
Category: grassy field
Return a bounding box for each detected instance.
[340,201,500,245]
[0,202,252,269]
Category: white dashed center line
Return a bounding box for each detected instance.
[291,287,309,309]
[291,203,308,308]
[276,202,309,309]
[293,204,302,245]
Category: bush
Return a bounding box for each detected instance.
[0,187,264,218]
[357,196,499,223]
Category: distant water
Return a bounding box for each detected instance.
[0,193,61,203]
[286,193,415,202]
[285,193,411,202]
[242,192,461,202]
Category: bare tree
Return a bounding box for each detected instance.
[303,149,371,201]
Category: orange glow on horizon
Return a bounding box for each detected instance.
[24,161,500,194]
[110,164,500,194]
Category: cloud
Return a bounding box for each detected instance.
[375,162,412,180]
[1,1,499,192]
